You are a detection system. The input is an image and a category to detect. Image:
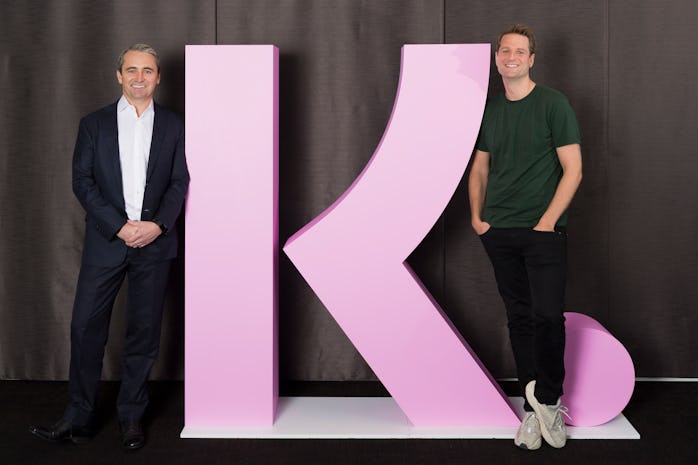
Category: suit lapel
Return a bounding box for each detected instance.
[147,103,166,181]
[104,103,124,205]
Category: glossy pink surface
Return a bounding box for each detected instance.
[563,312,635,426]
[184,45,278,427]
[284,44,520,426]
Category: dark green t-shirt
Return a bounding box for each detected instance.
[476,85,581,228]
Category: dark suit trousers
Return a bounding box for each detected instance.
[63,247,171,426]
[480,227,567,410]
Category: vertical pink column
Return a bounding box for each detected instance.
[184,45,278,427]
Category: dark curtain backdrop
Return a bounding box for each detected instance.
[1,0,696,382]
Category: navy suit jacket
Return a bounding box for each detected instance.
[72,101,190,267]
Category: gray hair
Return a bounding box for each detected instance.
[116,43,160,72]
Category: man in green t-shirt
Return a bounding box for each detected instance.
[469,24,582,450]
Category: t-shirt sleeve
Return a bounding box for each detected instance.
[475,126,488,152]
[550,96,581,148]
[475,98,492,152]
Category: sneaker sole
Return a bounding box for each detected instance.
[515,439,541,450]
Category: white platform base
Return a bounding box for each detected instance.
[181,396,640,439]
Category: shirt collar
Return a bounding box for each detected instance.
[117,95,155,116]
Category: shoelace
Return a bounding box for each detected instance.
[553,405,571,427]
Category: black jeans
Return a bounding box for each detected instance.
[480,227,567,409]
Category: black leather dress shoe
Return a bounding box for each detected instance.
[120,421,145,450]
[29,419,91,444]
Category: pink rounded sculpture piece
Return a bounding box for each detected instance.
[563,312,635,426]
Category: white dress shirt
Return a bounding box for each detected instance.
[117,95,155,220]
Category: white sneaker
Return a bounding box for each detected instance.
[514,411,541,450]
[525,380,569,448]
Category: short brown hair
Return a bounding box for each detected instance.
[496,23,536,55]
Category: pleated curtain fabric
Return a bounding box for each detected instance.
[1,0,696,381]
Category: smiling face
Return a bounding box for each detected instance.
[116,50,160,106]
[495,33,535,81]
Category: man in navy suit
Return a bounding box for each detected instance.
[30,43,189,450]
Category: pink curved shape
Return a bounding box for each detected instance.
[562,312,636,426]
[284,44,519,426]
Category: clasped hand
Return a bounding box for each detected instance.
[117,220,162,248]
